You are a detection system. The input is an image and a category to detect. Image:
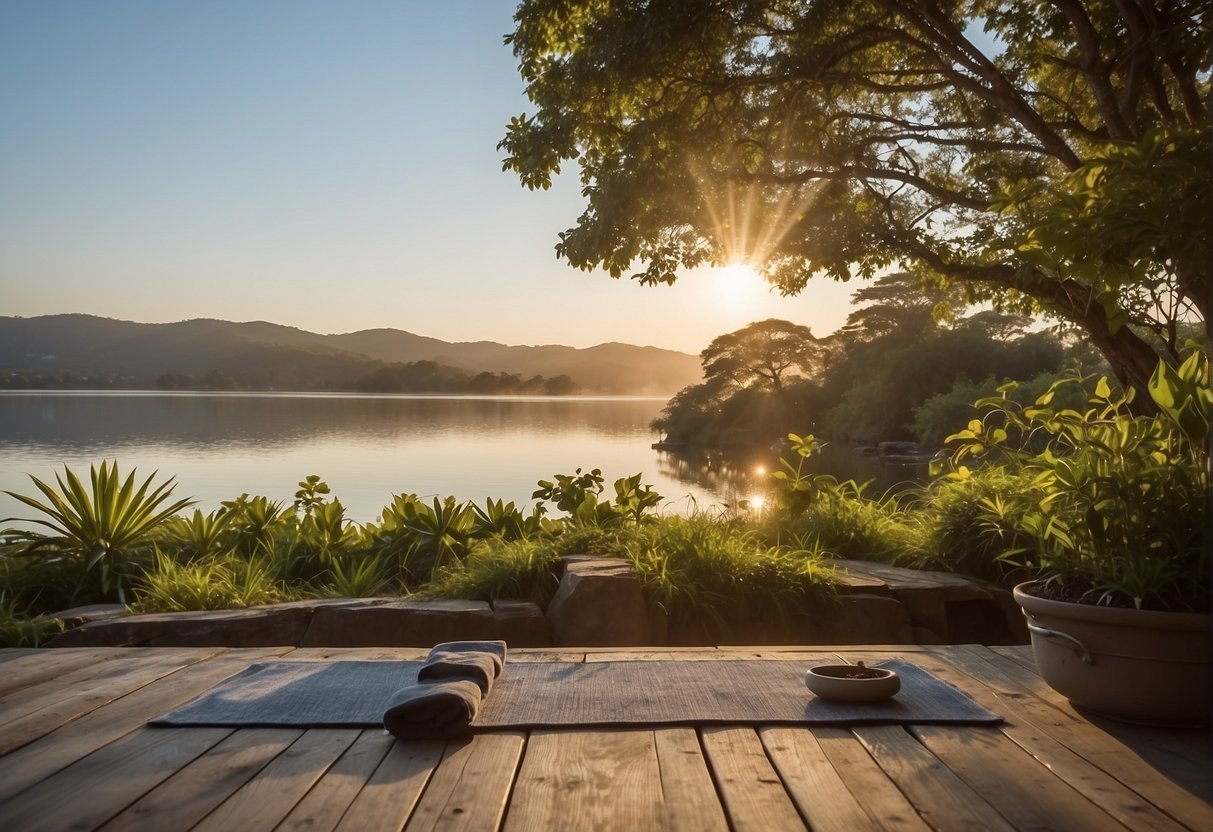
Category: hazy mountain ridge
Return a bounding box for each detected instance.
[0,314,701,395]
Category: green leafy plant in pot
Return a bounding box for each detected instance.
[946,350,1209,724]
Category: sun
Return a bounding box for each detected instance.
[713,262,764,304]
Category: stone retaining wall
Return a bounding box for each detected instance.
[48,556,1027,648]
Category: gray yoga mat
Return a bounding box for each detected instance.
[152,659,1001,729]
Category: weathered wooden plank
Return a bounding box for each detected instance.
[954,644,1211,801]
[911,724,1126,831]
[98,728,302,832]
[0,647,127,696]
[0,726,231,832]
[276,730,396,832]
[192,729,359,832]
[810,727,932,832]
[761,727,880,831]
[934,646,1212,830]
[505,730,665,831]
[853,724,1015,831]
[700,726,806,831]
[652,728,728,831]
[0,646,292,804]
[909,649,1186,832]
[334,739,445,831]
[507,650,585,663]
[286,646,430,661]
[749,644,929,654]
[586,651,725,662]
[0,647,223,755]
[405,732,525,831]
[988,644,1036,670]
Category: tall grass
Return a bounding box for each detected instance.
[131,549,286,612]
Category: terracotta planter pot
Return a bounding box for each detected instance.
[1013,581,1211,725]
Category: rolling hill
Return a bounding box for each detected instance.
[0,315,702,395]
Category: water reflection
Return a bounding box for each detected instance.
[654,440,931,508]
[1,393,933,524]
[0,392,710,522]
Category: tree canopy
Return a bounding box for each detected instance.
[502,0,1210,398]
[701,318,822,396]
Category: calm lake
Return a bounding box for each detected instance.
[0,392,928,524]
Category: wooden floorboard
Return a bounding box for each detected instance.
[0,646,292,804]
[761,726,881,831]
[505,729,666,831]
[405,732,525,831]
[276,729,396,832]
[0,726,232,832]
[333,737,445,831]
[0,645,1206,831]
[98,728,302,832]
[652,727,729,831]
[0,646,128,696]
[0,648,224,756]
[933,646,1212,830]
[701,726,807,831]
[915,648,1191,832]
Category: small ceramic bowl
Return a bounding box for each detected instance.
[805,661,901,702]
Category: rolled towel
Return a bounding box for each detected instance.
[417,640,508,695]
[383,678,484,739]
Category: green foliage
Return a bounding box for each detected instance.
[906,468,1040,582]
[222,494,291,557]
[504,1,1207,397]
[657,274,1078,451]
[163,508,236,559]
[0,597,64,647]
[532,468,664,528]
[995,126,1211,357]
[620,515,837,636]
[1,462,194,604]
[317,553,391,598]
[425,540,562,605]
[913,371,1094,448]
[132,549,284,613]
[471,498,545,541]
[946,354,1208,610]
[770,434,918,561]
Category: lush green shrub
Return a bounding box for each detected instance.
[425,540,562,605]
[947,353,1208,611]
[906,467,1039,582]
[618,515,836,634]
[765,433,921,562]
[131,550,286,613]
[0,598,64,648]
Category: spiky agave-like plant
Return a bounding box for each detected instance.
[2,461,194,604]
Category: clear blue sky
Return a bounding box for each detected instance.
[0,0,856,354]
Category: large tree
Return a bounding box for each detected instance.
[501,0,1210,399]
[701,318,822,398]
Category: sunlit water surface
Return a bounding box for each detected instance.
[1,392,928,526]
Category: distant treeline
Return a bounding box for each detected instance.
[0,360,582,396]
[352,361,580,395]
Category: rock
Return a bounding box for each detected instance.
[878,441,924,456]
[301,598,497,647]
[48,606,313,648]
[491,599,550,648]
[813,594,916,644]
[547,556,652,646]
[44,603,129,629]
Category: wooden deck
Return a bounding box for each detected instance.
[0,645,1208,831]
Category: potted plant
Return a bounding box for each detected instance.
[947,350,1209,724]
